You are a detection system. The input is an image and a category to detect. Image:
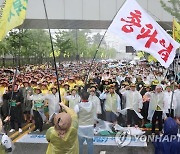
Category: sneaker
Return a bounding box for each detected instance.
[9,129,15,133]
[19,128,22,133]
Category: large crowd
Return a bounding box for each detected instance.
[0,60,180,153]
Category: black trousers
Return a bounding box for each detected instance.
[10,107,22,129]
[141,101,149,121]
[166,109,174,118]
[152,111,162,133]
[127,109,139,126]
[33,110,43,131]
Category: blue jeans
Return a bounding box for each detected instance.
[78,136,94,154]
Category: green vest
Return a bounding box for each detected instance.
[150,93,164,111]
[9,100,16,107]
[0,145,5,154]
[33,100,44,110]
[105,93,118,112]
[78,103,94,126]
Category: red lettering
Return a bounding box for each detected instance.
[137,24,158,48]
[121,10,142,33]
[158,39,173,62]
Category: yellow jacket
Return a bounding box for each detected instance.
[0,145,5,154]
[46,108,79,154]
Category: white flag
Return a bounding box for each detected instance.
[108,0,180,68]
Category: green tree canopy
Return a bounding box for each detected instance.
[160,0,180,20]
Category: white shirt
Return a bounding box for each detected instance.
[88,95,101,114]
[74,102,95,121]
[99,92,121,112]
[44,93,60,117]
[121,89,143,111]
[164,91,177,111]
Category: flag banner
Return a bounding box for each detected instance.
[0,0,28,41]
[173,18,180,41]
[108,0,180,68]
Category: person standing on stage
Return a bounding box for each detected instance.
[120,83,143,127]
[46,103,79,154]
[164,85,177,118]
[65,89,81,110]
[20,81,33,123]
[27,87,45,132]
[88,87,102,118]
[99,84,121,124]
[43,87,60,120]
[148,85,165,135]
[3,84,23,133]
[74,91,96,154]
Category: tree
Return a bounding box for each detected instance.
[0,39,8,57]
[55,29,89,58]
[6,29,51,58]
[92,33,106,47]
[160,0,180,20]
[54,29,117,60]
[55,30,73,54]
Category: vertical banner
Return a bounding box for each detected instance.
[0,0,28,41]
[173,18,180,41]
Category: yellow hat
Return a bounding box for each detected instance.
[122,82,129,86]
[144,84,150,88]
[130,83,136,87]
[152,80,159,85]
[34,86,42,92]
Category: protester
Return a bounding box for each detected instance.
[65,88,81,110]
[174,84,180,124]
[0,60,179,142]
[99,84,121,124]
[43,87,60,120]
[120,83,143,127]
[46,103,78,154]
[164,85,177,118]
[3,84,23,133]
[88,86,102,118]
[27,87,46,132]
[20,81,33,123]
[141,85,151,127]
[148,85,165,135]
[154,117,180,154]
[74,91,96,154]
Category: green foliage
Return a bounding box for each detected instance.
[0,29,51,58]
[54,29,116,59]
[0,39,8,56]
[0,29,117,61]
[160,0,180,20]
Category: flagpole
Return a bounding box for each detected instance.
[85,0,127,84]
[4,30,20,134]
[169,48,180,116]
[42,0,61,104]
[173,17,175,40]
[85,31,107,84]
[169,18,180,116]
